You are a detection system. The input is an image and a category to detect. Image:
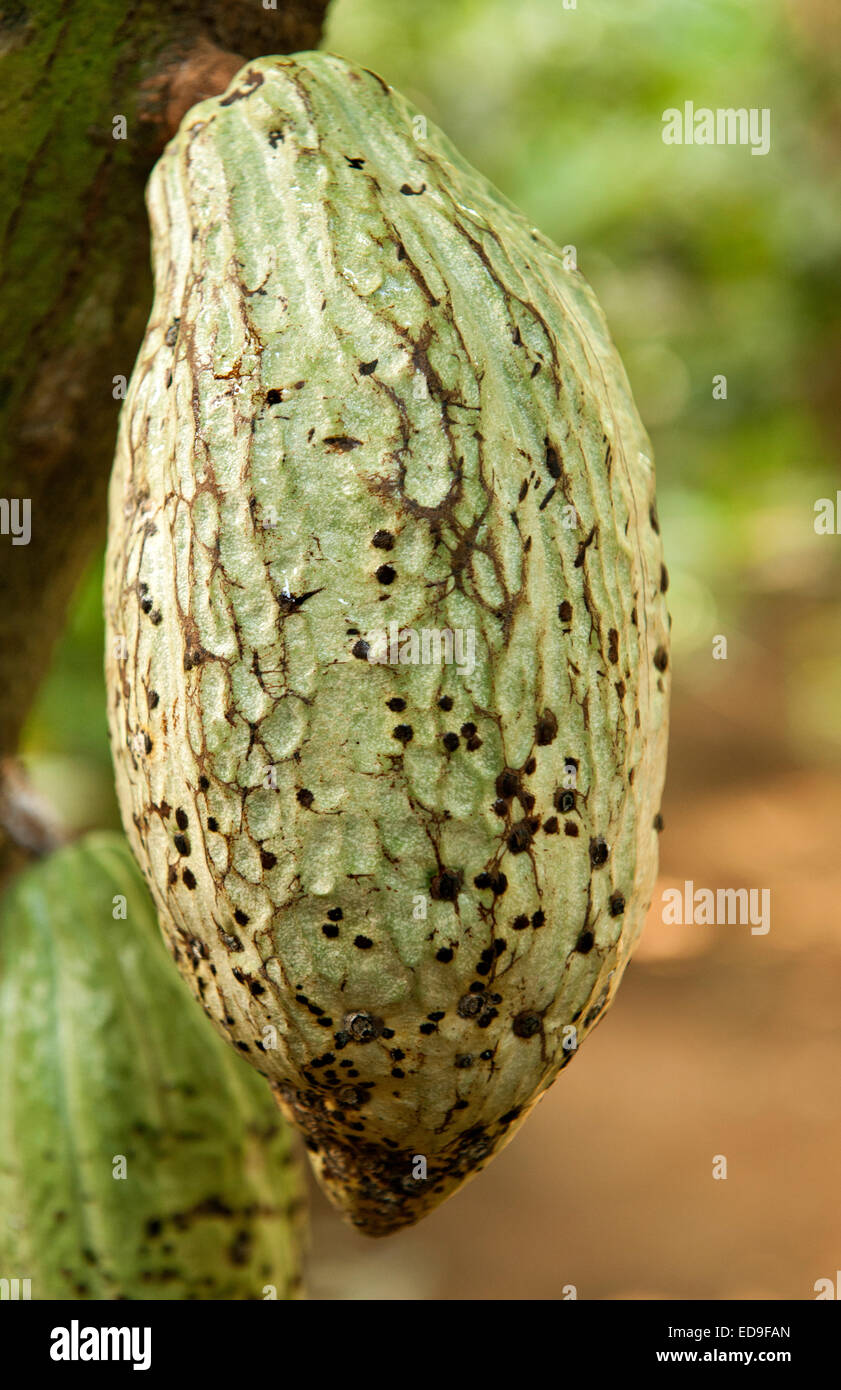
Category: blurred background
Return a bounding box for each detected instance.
[21,0,841,1297]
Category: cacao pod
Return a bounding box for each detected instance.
[0,834,305,1298]
[104,53,670,1235]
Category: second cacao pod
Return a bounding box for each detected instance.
[0,834,305,1298]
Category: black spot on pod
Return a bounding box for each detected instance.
[344,1012,384,1042]
[372,529,395,549]
[513,1011,541,1038]
[430,870,462,901]
[544,441,561,479]
[473,870,507,895]
[495,769,520,799]
[589,837,609,867]
[653,645,669,672]
[457,993,486,1019]
[507,821,534,854]
[337,1085,365,1107]
[324,435,363,452]
[535,708,558,745]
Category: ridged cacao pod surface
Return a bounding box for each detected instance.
[105,53,670,1235]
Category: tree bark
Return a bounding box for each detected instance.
[0,0,329,864]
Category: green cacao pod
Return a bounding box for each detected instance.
[0,834,305,1299]
[104,53,670,1235]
